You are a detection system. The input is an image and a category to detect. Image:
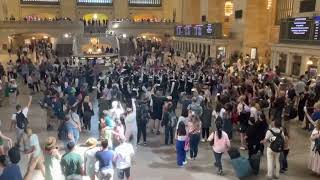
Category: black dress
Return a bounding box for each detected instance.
[83,102,92,130]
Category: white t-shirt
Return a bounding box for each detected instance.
[114,143,135,169]
[28,134,42,157]
[11,107,29,129]
[250,107,258,121]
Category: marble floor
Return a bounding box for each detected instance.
[0,82,318,180]
[0,53,319,180]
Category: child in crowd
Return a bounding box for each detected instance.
[280,127,290,173]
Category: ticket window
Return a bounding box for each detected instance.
[217,46,226,60]
[308,65,318,78]
[292,55,302,76]
[278,53,287,74]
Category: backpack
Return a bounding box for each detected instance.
[269,129,284,152]
[259,99,269,109]
[57,122,68,140]
[168,111,177,128]
[16,112,28,129]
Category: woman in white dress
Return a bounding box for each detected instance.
[84,138,100,180]
[309,120,320,175]
[44,137,63,180]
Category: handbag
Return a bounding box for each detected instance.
[184,136,190,151]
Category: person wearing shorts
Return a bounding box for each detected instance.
[114,137,134,180]
[118,167,131,179]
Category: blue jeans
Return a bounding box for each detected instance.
[165,126,174,145]
[189,133,200,158]
[214,151,223,170]
[176,140,186,166]
[72,128,80,144]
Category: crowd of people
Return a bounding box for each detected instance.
[81,19,108,27]
[111,18,173,23]
[5,15,73,22]
[0,35,319,180]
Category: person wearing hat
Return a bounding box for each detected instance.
[84,138,99,180]
[44,136,63,180]
[24,128,45,180]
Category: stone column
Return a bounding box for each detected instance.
[205,44,209,57]
[60,0,76,20]
[208,0,224,23]
[6,0,20,19]
[114,0,129,19]
[200,0,208,22]
[287,53,293,75]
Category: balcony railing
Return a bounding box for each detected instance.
[128,0,161,7]
[77,0,113,6]
[0,20,84,32]
[20,0,60,5]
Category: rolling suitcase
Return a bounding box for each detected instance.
[231,156,253,179]
[249,153,261,175]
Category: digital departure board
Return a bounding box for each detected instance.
[288,17,311,40]
[203,24,214,36]
[174,23,221,39]
[184,25,192,36]
[279,16,320,44]
[175,25,183,36]
[193,24,203,36]
[313,16,320,40]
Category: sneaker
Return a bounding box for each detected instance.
[143,142,147,146]
[156,131,160,135]
[239,146,246,150]
[201,139,205,142]
[151,130,155,134]
[280,169,285,174]
[183,161,187,165]
[217,169,223,175]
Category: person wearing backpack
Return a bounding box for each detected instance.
[10,96,32,148]
[58,115,76,149]
[261,120,285,179]
[161,102,176,145]
[308,120,320,175]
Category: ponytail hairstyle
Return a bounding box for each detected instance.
[216,120,223,139]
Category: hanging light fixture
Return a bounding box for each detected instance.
[267,0,272,10]
[225,1,234,17]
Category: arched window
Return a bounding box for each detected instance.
[77,0,112,5]
[128,0,161,7]
[21,0,59,5]
[224,1,233,17]
[275,0,294,25]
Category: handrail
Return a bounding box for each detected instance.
[0,20,81,25]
